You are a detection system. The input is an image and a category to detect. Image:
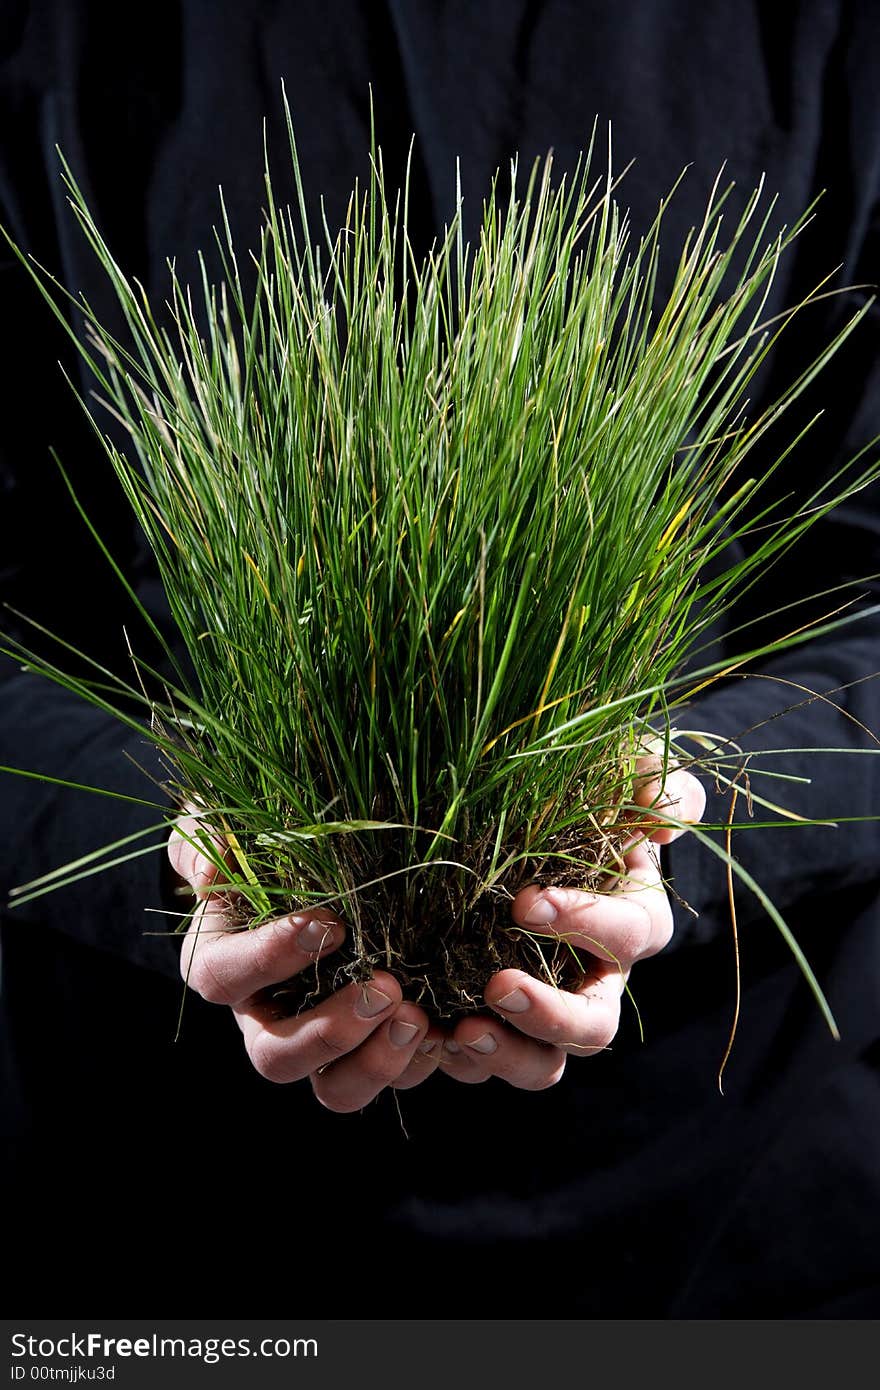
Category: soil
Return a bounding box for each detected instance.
[246,829,631,1020]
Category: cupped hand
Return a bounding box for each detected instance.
[169,750,705,1105]
[436,752,707,1090]
[169,813,446,1112]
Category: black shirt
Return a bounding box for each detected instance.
[2,0,879,1315]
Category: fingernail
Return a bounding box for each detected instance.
[466,1033,498,1055]
[495,988,530,1013]
[296,919,337,952]
[443,1040,462,1055]
[355,985,394,1019]
[522,896,557,925]
[419,1039,441,1057]
[389,1020,420,1048]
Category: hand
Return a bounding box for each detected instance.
[169,814,447,1112]
[169,749,704,1106]
[435,751,707,1090]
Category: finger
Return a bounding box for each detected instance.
[438,1020,567,1090]
[484,966,626,1054]
[181,907,345,1006]
[632,764,706,845]
[511,846,670,968]
[391,1028,447,1090]
[232,972,402,1086]
[168,812,233,892]
[633,740,679,782]
[310,1002,433,1112]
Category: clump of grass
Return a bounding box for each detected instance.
[3,108,878,1018]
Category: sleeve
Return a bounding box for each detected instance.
[666,196,880,947]
[0,661,182,977]
[0,105,182,979]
